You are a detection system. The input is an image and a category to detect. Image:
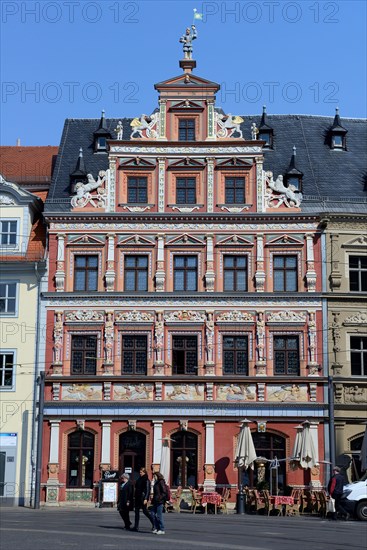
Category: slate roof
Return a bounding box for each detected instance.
[45,115,367,214]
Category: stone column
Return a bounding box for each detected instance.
[206,158,215,212]
[256,158,264,212]
[205,234,215,291]
[159,101,167,140]
[305,235,317,291]
[55,234,65,291]
[203,421,216,491]
[152,420,163,472]
[155,234,166,291]
[105,234,115,291]
[46,420,61,505]
[255,235,265,291]
[100,420,112,470]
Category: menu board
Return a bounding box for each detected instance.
[103,482,118,503]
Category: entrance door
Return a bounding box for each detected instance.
[119,432,146,483]
[246,432,286,492]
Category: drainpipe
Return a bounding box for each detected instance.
[34,371,45,509]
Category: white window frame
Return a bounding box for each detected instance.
[0,219,18,247]
[0,281,18,316]
[0,350,16,391]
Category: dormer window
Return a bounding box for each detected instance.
[97,137,107,150]
[285,146,303,192]
[179,119,195,141]
[258,106,273,149]
[329,108,347,150]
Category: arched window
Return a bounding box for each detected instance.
[67,430,94,488]
[171,431,198,488]
[243,432,286,491]
[119,431,146,483]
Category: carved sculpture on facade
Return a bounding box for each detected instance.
[114,384,154,401]
[71,171,107,209]
[216,311,253,323]
[265,171,302,208]
[130,113,159,139]
[268,384,308,402]
[205,312,215,364]
[104,311,114,365]
[217,384,256,401]
[0,194,16,205]
[53,311,63,366]
[154,311,164,364]
[114,120,123,140]
[256,311,266,363]
[331,312,341,355]
[344,386,366,404]
[165,384,204,401]
[267,311,306,323]
[215,112,244,138]
[164,310,205,322]
[61,384,102,401]
[179,25,197,59]
[308,311,317,366]
[343,312,367,325]
[65,310,104,322]
[115,311,154,322]
[251,123,259,140]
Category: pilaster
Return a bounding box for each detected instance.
[55,234,65,291]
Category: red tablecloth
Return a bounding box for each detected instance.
[271,496,294,506]
[202,492,221,506]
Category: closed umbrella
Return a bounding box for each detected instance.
[360,426,367,472]
[235,419,257,514]
[160,437,170,485]
[290,424,303,470]
[235,419,257,470]
[299,420,317,469]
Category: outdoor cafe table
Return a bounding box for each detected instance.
[269,495,295,515]
[201,492,221,514]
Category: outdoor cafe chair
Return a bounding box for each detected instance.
[218,488,230,514]
[253,489,270,515]
[190,488,203,514]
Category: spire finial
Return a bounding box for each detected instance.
[335,106,339,115]
[79,147,83,157]
[263,105,267,113]
[293,145,297,155]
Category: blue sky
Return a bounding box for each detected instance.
[1,0,366,145]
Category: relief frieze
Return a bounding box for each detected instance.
[344,385,366,404]
[61,384,103,401]
[114,384,154,401]
[164,310,205,322]
[115,311,154,322]
[165,384,204,401]
[267,311,307,323]
[216,311,254,323]
[217,384,256,401]
[343,312,367,326]
[64,310,104,322]
[267,384,308,402]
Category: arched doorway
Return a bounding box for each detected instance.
[243,432,286,492]
[119,431,146,483]
[67,430,95,488]
[171,431,198,488]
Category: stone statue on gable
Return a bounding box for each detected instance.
[265,171,302,208]
[179,25,198,59]
[71,171,106,208]
[130,112,159,139]
[251,123,259,140]
[215,112,244,139]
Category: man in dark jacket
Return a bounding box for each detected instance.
[328,466,349,520]
[117,473,133,529]
[132,467,154,531]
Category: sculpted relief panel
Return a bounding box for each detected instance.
[165,384,204,401]
[61,384,103,401]
[217,384,256,401]
[114,384,154,401]
[267,384,308,402]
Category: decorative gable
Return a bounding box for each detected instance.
[169,100,204,112]
[341,236,367,248]
[118,235,155,247]
[167,157,206,170]
[119,157,156,169]
[215,158,252,169]
[216,235,254,247]
[166,234,204,246]
[266,235,304,246]
[67,235,105,246]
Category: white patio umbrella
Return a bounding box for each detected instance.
[360,426,367,472]
[299,420,317,469]
[160,437,171,485]
[289,424,304,470]
[235,419,257,471]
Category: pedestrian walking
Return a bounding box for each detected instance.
[132,467,154,532]
[150,471,167,535]
[328,466,349,520]
[117,473,133,530]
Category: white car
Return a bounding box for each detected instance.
[341,477,367,521]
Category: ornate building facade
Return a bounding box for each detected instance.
[40,52,366,504]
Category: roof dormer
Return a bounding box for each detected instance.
[93,110,111,152]
[70,148,87,193]
[258,105,274,148]
[284,146,303,192]
[328,107,348,150]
